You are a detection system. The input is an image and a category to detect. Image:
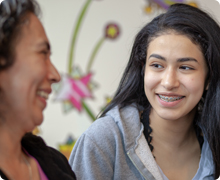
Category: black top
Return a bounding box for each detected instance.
[0,133,76,180]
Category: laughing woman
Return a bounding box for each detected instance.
[0,0,76,179]
[69,3,220,180]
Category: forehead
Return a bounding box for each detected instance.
[147,33,204,60]
[16,13,49,49]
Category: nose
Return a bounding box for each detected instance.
[161,68,179,90]
[47,60,61,84]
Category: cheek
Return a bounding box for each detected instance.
[184,76,205,97]
[144,71,159,94]
[36,63,48,80]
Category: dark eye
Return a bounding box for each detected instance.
[180,66,194,70]
[41,50,48,55]
[150,63,163,69]
[40,50,51,59]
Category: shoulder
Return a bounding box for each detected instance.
[84,104,140,143]
[70,108,125,160]
[85,115,120,139]
[71,104,142,155]
[76,115,121,156]
[69,111,125,179]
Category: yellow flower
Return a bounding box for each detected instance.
[187,2,197,8]
[105,23,120,40]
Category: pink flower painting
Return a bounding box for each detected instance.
[54,73,93,112]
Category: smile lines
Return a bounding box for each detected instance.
[158,94,184,102]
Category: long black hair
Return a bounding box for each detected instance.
[101,3,220,178]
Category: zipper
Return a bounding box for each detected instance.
[127,151,156,180]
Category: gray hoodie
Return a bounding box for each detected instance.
[69,105,214,180]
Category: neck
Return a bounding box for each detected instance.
[0,124,30,180]
[149,109,201,179]
[149,108,197,151]
[0,123,25,163]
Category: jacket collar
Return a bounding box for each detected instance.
[106,104,163,180]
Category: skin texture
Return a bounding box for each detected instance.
[144,32,208,180]
[0,13,60,180]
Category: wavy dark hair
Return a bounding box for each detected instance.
[101,3,220,178]
[0,0,40,70]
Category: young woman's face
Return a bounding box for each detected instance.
[144,33,208,121]
[0,13,60,131]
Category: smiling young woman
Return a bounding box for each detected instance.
[69,3,220,180]
[144,33,208,179]
[0,0,76,180]
[145,33,208,122]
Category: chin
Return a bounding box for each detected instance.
[159,114,182,121]
[32,113,44,127]
[155,108,186,121]
[26,119,43,134]
[36,116,44,126]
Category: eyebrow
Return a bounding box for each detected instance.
[148,54,198,63]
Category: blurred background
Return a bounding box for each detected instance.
[35,0,220,159]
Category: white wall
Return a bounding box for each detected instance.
[35,0,220,149]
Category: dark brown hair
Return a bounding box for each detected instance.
[0,0,40,70]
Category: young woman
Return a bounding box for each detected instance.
[0,0,76,179]
[69,3,220,180]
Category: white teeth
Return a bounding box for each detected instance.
[37,91,49,99]
[158,94,183,102]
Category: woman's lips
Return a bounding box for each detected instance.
[157,94,185,107]
[36,90,51,108]
[37,90,49,100]
[158,94,184,102]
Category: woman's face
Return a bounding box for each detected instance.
[144,32,208,121]
[0,13,60,131]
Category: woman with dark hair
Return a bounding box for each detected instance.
[0,0,76,179]
[69,3,220,180]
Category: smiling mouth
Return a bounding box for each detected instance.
[37,90,49,100]
[158,94,184,102]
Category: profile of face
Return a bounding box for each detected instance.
[0,13,60,131]
[144,32,208,121]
